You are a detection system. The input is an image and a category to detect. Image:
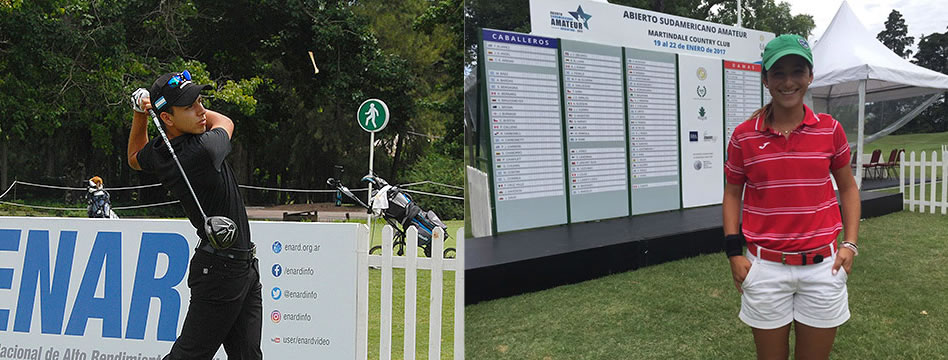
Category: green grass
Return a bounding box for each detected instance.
[465,211,948,359]
[863,131,948,157]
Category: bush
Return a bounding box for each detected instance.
[400,150,463,220]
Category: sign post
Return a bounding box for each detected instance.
[357,98,390,245]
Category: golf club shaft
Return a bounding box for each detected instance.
[147,109,209,221]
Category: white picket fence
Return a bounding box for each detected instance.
[356,225,464,360]
[900,147,948,214]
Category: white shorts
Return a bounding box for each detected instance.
[739,246,850,329]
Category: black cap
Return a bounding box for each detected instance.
[149,71,212,114]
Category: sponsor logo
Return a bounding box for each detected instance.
[703,131,717,143]
[697,86,707,98]
[697,106,707,120]
[798,38,810,50]
[271,287,282,300]
[272,241,282,254]
[759,142,770,149]
[689,131,699,142]
[696,67,707,81]
[271,310,282,323]
[272,263,283,278]
[694,161,703,170]
[549,5,592,32]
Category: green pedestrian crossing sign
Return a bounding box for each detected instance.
[357,99,389,132]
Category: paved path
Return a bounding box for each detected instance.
[245,204,368,222]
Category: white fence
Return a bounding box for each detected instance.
[356,226,464,360]
[900,148,948,214]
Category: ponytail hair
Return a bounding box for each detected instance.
[747,102,773,125]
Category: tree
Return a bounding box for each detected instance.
[0,0,458,218]
[877,9,914,59]
[708,0,815,38]
[897,27,948,134]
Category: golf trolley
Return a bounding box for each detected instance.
[327,175,455,258]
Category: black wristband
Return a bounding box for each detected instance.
[724,233,744,257]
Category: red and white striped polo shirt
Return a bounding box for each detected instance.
[725,105,851,252]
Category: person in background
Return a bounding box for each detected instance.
[87,176,119,219]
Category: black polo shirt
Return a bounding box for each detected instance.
[137,127,252,250]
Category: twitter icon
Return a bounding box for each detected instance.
[271,287,282,300]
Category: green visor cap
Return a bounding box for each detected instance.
[762,34,813,71]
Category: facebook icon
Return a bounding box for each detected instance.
[271,264,282,278]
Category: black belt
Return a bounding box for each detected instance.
[197,243,256,261]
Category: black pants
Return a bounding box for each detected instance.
[164,251,263,360]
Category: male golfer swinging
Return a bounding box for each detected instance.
[127,71,262,360]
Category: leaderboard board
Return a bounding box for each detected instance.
[561,40,630,222]
[625,48,681,214]
[724,61,763,144]
[482,29,569,232]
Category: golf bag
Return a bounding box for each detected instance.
[87,186,118,219]
[327,175,454,258]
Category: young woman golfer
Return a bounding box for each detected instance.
[723,34,861,360]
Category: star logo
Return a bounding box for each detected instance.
[569,6,592,30]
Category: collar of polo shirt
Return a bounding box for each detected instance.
[754,104,820,135]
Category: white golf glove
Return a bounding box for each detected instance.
[130,88,149,113]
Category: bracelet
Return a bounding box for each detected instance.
[841,241,859,256]
[724,234,744,257]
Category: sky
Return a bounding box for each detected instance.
[786,0,948,52]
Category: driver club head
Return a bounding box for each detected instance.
[205,216,238,249]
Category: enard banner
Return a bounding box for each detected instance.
[0,217,358,359]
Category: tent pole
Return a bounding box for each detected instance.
[855,79,866,189]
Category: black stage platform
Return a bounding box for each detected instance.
[466,190,902,304]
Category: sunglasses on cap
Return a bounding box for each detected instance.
[166,70,192,88]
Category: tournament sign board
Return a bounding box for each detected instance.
[0,217,359,359]
[477,1,775,233]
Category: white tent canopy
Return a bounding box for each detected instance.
[808,0,948,188]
